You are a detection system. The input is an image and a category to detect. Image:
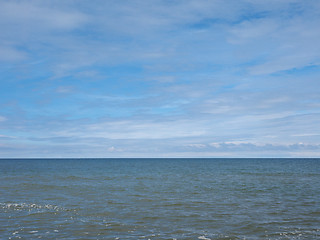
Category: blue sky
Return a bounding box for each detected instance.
[1,0,320,158]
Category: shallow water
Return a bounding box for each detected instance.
[1,158,320,239]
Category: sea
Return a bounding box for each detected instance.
[0,158,319,240]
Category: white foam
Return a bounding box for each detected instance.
[0,202,64,212]
[198,236,211,240]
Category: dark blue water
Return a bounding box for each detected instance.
[1,158,320,239]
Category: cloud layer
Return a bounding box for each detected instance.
[0,0,320,157]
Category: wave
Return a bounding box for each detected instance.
[0,202,65,212]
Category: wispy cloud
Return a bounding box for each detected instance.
[0,116,7,122]
[0,0,320,157]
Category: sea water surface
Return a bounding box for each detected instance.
[0,158,320,239]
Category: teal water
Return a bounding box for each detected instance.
[0,158,320,239]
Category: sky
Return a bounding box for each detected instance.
[0,0,320,158]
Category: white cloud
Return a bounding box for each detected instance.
[77,119,208,140]
[225,1,320,75]
[292,133,320,137]
[0,1,87,31]
[107,146,116,152]
[55,86,74,94]
[1,0,320,157]
[0,45,27,62]
[248,52,320,75]
[0,116,7,122]
[228,19,278,44]
[187,143,206,148]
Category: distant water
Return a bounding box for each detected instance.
[1,158,320,240]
